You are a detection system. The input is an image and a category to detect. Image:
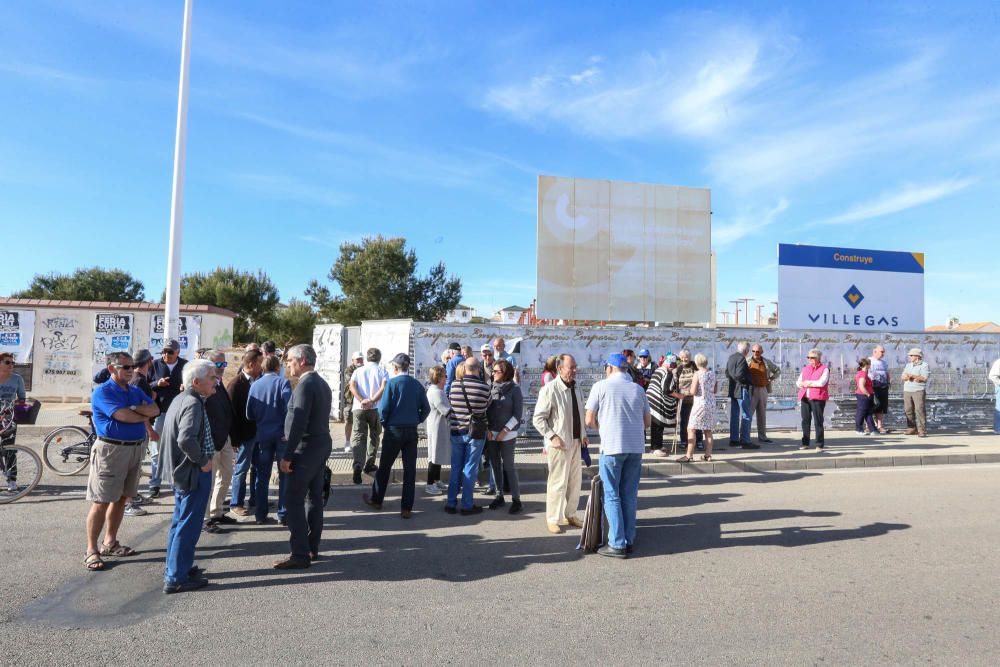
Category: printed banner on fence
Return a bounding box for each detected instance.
[93,313,133,376]
[149,314,201,357]
[0,310,35,363]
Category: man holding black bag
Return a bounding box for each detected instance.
[446,357,490,516]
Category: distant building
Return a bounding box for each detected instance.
[926,320,1000,333]
[443,305,476,323]
[494,305,528,324]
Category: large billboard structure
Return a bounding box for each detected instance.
[778,243,925,331]
[536,176,712,322]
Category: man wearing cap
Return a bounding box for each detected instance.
[123,348,156,517]
[901,348,930,437]
[342,351,364,448]
[635,349,655,388]
[84,351,160,572]
[203,350,235,533]
[148,339,187,498]
[585,354,651,558]
[479,344,496,384]
[533,353,588,534]
[349,347,389,485]
[362,353,430,518]
[444,342,464,395]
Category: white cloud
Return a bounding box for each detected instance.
[713,198,789,247]
[811,179,974,226]
[482,24,779,139]
[228,172,352,209]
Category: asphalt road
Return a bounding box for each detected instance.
[3,463,1000,665]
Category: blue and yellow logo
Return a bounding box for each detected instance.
[843,284,864,309]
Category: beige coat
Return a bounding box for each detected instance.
[532,377,587,446]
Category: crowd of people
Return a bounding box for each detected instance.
[0,333,984,590]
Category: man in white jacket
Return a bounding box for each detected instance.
[989,358,1000,434]
[532,354,588,535]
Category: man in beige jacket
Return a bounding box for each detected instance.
[532,354,588,534]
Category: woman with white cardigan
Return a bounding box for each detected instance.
[424,365,452,495]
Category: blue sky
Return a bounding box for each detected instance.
[2,1,998,326]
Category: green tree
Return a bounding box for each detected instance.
[12,267,145,301]
[306,235,461,325]
[258,299,318,347]
[174,266,280,343]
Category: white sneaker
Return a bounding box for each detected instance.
[424,484,442,496]
[435,481,448,491]
[5,481,16,493]
[124,503,148,516]
[343,444,352,453]
[651,449,669,458]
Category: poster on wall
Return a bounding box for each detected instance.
[778,243,925,331]
[149,314,201,357]
[0,310,35,362]
[93,313,133,376]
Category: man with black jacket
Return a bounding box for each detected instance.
[148,339,187,497]
[725,341,755,448]
[203,350,234,532]
[274,344,332,569]
[226,348,262,516]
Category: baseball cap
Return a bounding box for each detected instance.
[133,349,153,365]
[908,348,923,357]
[352,350,363,360]
[606,353,628,368]
[161,339,181,353]
[448,342,461,351]
[637,349,650,358]
[391,353,411,366]
[480,344,493,353]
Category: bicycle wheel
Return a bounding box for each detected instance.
[42,426,93,475]
[0,444,43,504]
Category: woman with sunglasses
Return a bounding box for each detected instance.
[795,348,830,450]
[485,359,523,514]
[0,352,27,494]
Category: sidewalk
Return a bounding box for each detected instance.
[19,403,1000,484]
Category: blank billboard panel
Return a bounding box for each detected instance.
[536,175,711,322]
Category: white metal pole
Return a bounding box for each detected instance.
[164,0,193,341]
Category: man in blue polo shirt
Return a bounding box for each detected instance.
[585,353,650,559]
[84,351,159,571]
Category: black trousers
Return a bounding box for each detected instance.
[427,463,442,485]
[284,443,332,560]
[800,399,826,445]
[650,419,667,450]
[371,425,418,511]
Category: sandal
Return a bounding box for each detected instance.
[100,540,137,557]
[701,455,712,462]
[84,552,106,571]
[676,456,694,462]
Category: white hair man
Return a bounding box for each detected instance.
[160,358,217,593]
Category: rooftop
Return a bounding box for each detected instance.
[0,298,237,319]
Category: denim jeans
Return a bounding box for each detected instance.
[729,386,751,444]
[371,425,418,512]
[164,470,212,585]
[446,432,485,510]
[254,440,288,522]
[230,439,257,509]
[599,453,642,550]
[994,386,1000,433]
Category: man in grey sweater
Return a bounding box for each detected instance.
[160,359,216,594]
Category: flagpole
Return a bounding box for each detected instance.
[164,0,193,340]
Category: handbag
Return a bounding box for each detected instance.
[460,381,488,440]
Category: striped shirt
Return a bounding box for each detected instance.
[645,366,678,426]
[448,376,490,433]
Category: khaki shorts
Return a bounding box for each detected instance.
[86,438,145,503]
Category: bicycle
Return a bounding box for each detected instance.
[0,401,43,504]
[42,410,97,476]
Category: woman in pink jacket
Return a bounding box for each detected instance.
[795,348,829,450]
